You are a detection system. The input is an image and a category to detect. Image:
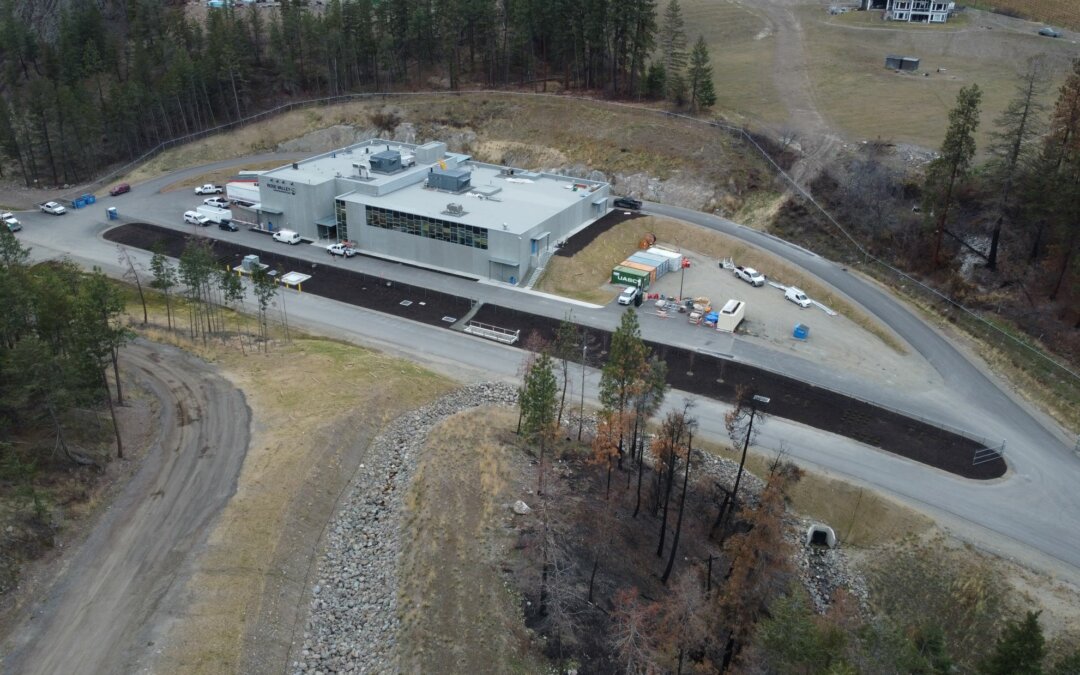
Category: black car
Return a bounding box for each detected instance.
[614,197,643,210]
[218,221,239,232]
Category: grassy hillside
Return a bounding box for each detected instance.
[965,0,1080,30]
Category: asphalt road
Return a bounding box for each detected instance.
[0,341,250,675]
[6,155,1080,580]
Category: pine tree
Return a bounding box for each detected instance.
[986,59,1047,270]
[924,84,982,266]
[979,611,1045,675]
[687,35,716,112]
[659,0,687,101]
[520,351,558,495]
[600,308,648,467]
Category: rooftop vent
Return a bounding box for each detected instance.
[442,203,467,217]
[427,166,472,192]
[369,150,402,174]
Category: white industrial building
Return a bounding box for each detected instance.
[255,139,611,284]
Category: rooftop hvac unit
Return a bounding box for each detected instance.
[446,203,464,216]
[242,254,260,271]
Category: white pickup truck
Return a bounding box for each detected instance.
[194,183,223,195]
[39,201,67,215]
[733,265,765,287]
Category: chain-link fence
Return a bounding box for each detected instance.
[66,89,1080,418]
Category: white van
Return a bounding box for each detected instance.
[272,229,301,245]
[785,287,811,308]
[184,210,210,226]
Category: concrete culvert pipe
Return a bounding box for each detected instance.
[806,524,837,548]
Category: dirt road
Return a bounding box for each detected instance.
[738,0,843,189]
[0,340,250,675]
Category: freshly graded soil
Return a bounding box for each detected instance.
[470,303,1005,480]
[554,209,646,257]
[106,222,1004,479]
[105,223,473,328]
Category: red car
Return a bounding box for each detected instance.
[109,183,131,196]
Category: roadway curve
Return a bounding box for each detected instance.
[0,340,250,675]
[8,152,1080,579]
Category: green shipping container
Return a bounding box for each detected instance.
[611,265,650,290]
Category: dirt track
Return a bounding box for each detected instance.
[0,340,250,675]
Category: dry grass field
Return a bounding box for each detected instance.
[398,408,545,674]
[965,0,1080,30]
[680,0,786,127]
[680,0,1080,150]
[800,6,1077,150]
[120,298,455,674]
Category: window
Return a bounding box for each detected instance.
[365,205,489,250]
[335,199,348,241]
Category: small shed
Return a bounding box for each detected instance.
[885,55,920,71]
[715,299,746,333]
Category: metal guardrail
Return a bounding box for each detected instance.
[60,88,1079,393]
[973,443,1006,466]
[464,320,520,344]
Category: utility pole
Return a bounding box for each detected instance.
[718,394,769,544]
[578,338,587,441]
[678,256,687,300]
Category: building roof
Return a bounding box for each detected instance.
[261,138,609,236]
[261,139,467,190]
[341,162,606,235]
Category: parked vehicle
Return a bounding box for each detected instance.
[194,183,223,195]
[1039,26,1061,37]
[272,229,301,245]
[617,285,641,305]
[203,197,230,208]
[39,201,67,215]
[2,212,21,232]
[327,242,356,257]
[218,221,239,232]
[184,210,211,226]
[785,287,812,308]
[613,196,643,210]
[109,183,131,196]
[196,205,233,225]
[733,265,766,287]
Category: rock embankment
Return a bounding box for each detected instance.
[292,382,518,675]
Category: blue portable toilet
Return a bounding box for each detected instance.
[106,207,118,220]
[793,323,809,340]
[82,193,96,205]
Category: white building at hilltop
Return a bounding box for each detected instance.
[860,0,953,23]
